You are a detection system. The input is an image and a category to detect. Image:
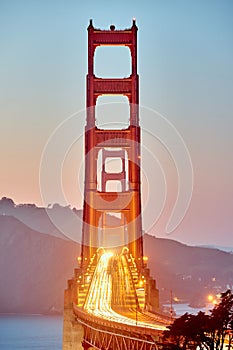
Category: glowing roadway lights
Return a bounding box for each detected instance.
[83,251,167,331]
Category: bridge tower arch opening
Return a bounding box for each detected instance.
[94,45,131,78]
[95,95,130,130]
[97,211,128,251]
[81,19,143,266]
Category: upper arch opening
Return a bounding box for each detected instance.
[94,46,131,78]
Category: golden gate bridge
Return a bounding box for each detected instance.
[63,19,170,350]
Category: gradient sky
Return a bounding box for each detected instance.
[1,0,233,247]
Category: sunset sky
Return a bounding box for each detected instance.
[1,0,233,247]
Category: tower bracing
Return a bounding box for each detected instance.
[63,20,169,350]
[82,18,143,266]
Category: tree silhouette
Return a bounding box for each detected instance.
[162,289,233,350]
[209,289,233,350]
[163,311,211,350]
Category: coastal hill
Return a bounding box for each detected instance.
[0,197,232,314]
[144,234,233,306]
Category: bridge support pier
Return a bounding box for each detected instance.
[63,279,83,350]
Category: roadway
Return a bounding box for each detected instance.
[83,251,167,331]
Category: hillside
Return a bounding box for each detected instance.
[144,234,233,306]
[0,197,233,313]
[0,215,80,314]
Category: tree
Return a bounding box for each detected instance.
[162,290,233,350]
[209,289,233,350]
[163,311,212,350]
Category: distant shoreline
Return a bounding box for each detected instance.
[0,312,62,317]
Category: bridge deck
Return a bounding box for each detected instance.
[74,251,169,340]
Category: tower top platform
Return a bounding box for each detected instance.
[87,19,138,49]
[88,19,137,32]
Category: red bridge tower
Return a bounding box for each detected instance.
[81,19,143,264]
[63,21,161,350]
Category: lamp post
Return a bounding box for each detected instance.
[170,290,173,322]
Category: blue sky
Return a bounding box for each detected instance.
[0,0,233,247]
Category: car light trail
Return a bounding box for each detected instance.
[84,251,167,331]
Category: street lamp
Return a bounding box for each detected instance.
[169,290,173,322]
[206,294,218,314]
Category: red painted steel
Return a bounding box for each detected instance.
[81,19,143,266]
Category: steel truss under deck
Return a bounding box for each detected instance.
[79,319,158,350]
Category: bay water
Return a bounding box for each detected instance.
[0,315,63,350]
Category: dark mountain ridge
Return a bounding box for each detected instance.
[0,197,232,314]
